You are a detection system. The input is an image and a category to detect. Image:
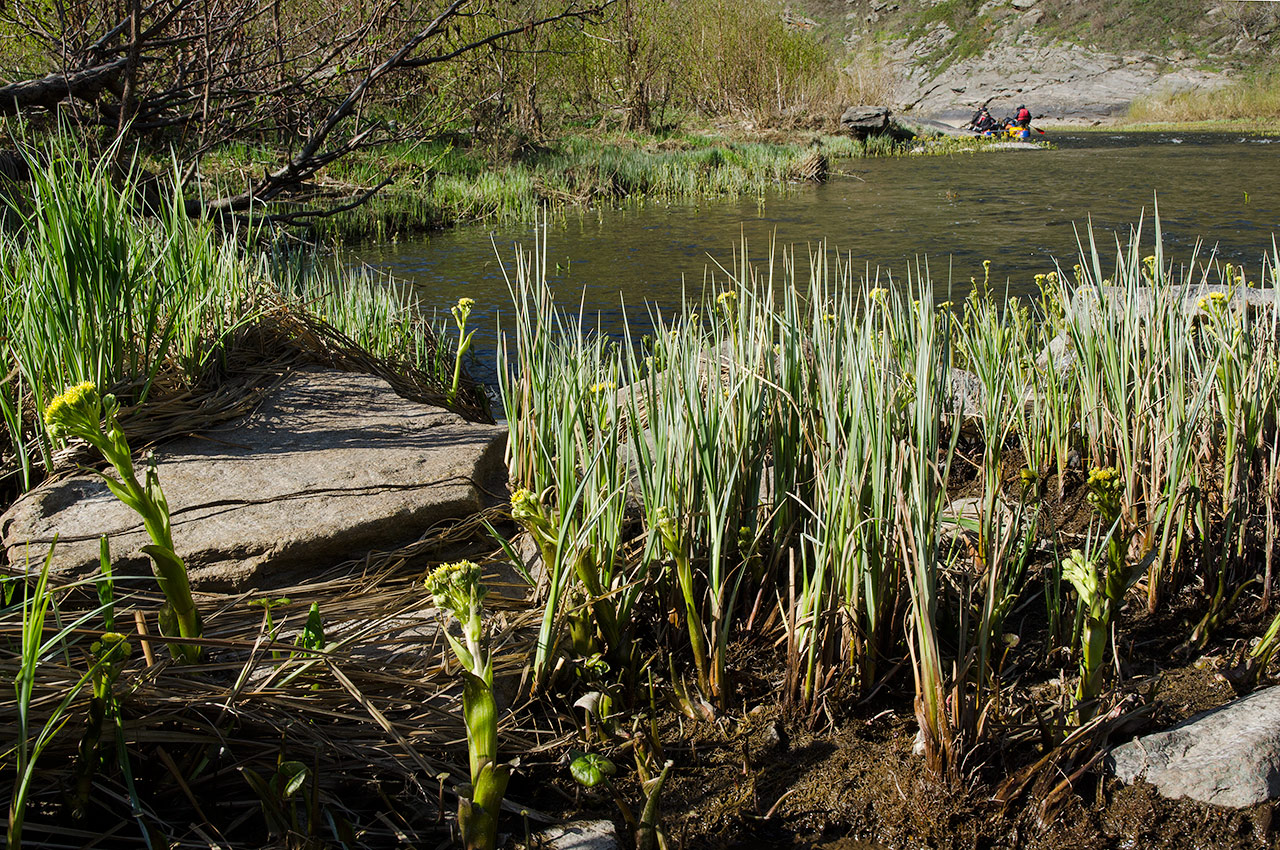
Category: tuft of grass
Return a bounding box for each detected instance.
[0,132,482,495]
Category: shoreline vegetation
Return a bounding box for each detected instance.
[197,128,1036,244]
[5,135,1280,849]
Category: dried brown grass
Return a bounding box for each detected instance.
[1,510,556,848]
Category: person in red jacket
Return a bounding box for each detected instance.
[1015,104,1032,128]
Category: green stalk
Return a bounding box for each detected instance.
[424,561,510,850]
[43,383,202,661]
[448,297,477,405]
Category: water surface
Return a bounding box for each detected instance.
[353,132,1280,375]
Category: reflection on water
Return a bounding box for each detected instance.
[352,132,1280,379]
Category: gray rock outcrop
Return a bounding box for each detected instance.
[839,1,1244,124]
[1107,684,1280,808]
[893,41,1229,124]
[840,104,892,137]
[1,367,507,591]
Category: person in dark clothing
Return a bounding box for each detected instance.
[970,106,998,133]
[1015,105,1032,128]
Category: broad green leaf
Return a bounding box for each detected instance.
[568,751,615,788]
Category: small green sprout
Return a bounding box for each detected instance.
[447,297,478,406]
[569,751,617,788]
[297,602,325,651]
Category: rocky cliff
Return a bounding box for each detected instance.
[802,0,1280,122]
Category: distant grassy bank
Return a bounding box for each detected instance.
[199,130,897,243]
[1123,71,1280,130]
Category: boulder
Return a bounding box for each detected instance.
[840,105,972,141]
[840,105,891,138]
[1107,684,1280,808]
[892,115,971,139]
[946,367,988,422]
[1,367,507,591]
[1069,283,1278,323]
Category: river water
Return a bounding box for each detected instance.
[353,131,1280,376]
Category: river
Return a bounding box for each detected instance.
[352,131,1280,378]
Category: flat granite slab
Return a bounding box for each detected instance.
[1,367,507,591]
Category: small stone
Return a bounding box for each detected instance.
[536,819,618,850]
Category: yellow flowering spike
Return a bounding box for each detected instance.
[424,559,485,619]
[509,488,540,522]
[653,505,680,555]
[1197,291,1230,314]
[43,381,101,435]
[1085,466,1123,519]
[451,297,476,331]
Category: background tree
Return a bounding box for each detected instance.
[0,0,611,214]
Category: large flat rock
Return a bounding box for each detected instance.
[1107,685,1280,808]
[1,368,507,591]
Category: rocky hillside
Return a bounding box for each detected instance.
[796,0,1280,122]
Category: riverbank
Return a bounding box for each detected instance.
[196,126,1049,244]
[196,130,886,243]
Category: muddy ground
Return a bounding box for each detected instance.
[509,613,1277,850]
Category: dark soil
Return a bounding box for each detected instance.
[511,629,1278,850]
